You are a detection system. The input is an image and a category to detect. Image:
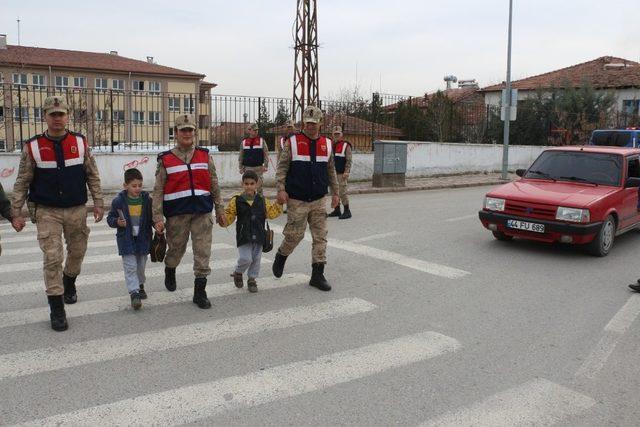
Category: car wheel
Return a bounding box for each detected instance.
[587,215,615,257]
[492,230,513,241]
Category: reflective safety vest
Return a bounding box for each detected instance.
[285,132,332,202]
[160,147,213,217]
[241,137,265,166]
[334,140,351,174]
[27,132,88,207]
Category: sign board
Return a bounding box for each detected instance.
[501,88,518,121]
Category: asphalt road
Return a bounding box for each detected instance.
[1,186,639,426]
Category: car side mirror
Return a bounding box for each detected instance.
[624,177,640,188]
[516,169,526,177]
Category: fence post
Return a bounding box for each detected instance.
[17,84,23,147]
[110,89,114,153]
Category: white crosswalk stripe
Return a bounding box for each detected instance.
[0,297,377,380]
[0,242,234,273]
[17,331,460,426]
[0,227,114,244]
[0,257,266,296]
[0,273,309,328]
[2,238,116,256]
[420,378,595,426]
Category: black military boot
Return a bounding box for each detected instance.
[629,280,640,292]
[164,267,177,291]
[309,263,331,291]
[272,251,288,278]
[339,205,352,220]
[193,277,211,309]
[326,205,341,218]
[47,295,68,331]
[63,274,78,304]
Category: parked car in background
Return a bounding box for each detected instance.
[479,146,640,256]
[589,128,640,148]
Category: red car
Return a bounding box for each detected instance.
[479,146,640,256]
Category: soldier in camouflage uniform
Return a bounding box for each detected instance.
[272,106,339,291]
[277,119,297,156]
[0,182,14,256]
[11,95,104,331]
[327,126,353,219]
[152,114,226,309]
[238,123,269,193]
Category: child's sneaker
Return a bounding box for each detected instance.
[139,284,148,300]
[231,272,244,288]
[247,278,258,293]
[130,292,142,310]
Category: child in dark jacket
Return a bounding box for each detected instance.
[224,170,283,292]
[107,168,153,309]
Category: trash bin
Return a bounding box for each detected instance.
[372,140,407,187]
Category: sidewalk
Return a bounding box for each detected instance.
[109,172,515,204]
[3,173,515,219]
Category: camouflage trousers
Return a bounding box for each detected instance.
[338,174,349,205]
[35,205,89,296]
[164,212,213,278]
[278,197,327,264]
[243,166,265,194]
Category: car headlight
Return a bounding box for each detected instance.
[484,197,506,212]
[556,206,590,223]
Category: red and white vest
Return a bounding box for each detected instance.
[26,132,88,207]
[285,132,333,202]
[241,137,265,167]
[160,147,213,217]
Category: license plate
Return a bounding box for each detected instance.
[506,219,545,233]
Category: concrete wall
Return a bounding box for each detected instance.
[0,141,548,192]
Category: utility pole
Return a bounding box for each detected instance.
[501,0,513,180]
[17,17,21,45]
[292,0,319,120]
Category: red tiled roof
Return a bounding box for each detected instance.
[270,114,403,137]
[481,56,640,92]
[384,87,483,111]
[0,45,205,78]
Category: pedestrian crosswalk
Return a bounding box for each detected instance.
[0,218,598,425]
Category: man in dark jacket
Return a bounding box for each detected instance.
[0,182,14,255]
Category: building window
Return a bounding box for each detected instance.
[0,140,5,152]
[132,111,145,125]
[32,74,46,88]
[184,97,195,113]
[149,111,161,125]
[113,110,125,124]
[622,100,640,115]
[55,76,69,89]
[112,79,124,91]
[168,127,175,141]
[95,110,105,122]
[0,106,4,119]
[149,81,161,94]
[74,77,87,88]
[34,107,45,122]
[14,107,29,120]
[132,80,145,92]
[95,78,108,91]
[169,97,180,112]
[12,73,27,87]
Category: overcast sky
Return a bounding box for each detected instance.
[2,0,639,99]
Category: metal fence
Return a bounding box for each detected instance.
[0,84,208,152]
[3,84,639,152]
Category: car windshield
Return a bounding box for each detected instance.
[591,131,633,147]
[525,151,622,186]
